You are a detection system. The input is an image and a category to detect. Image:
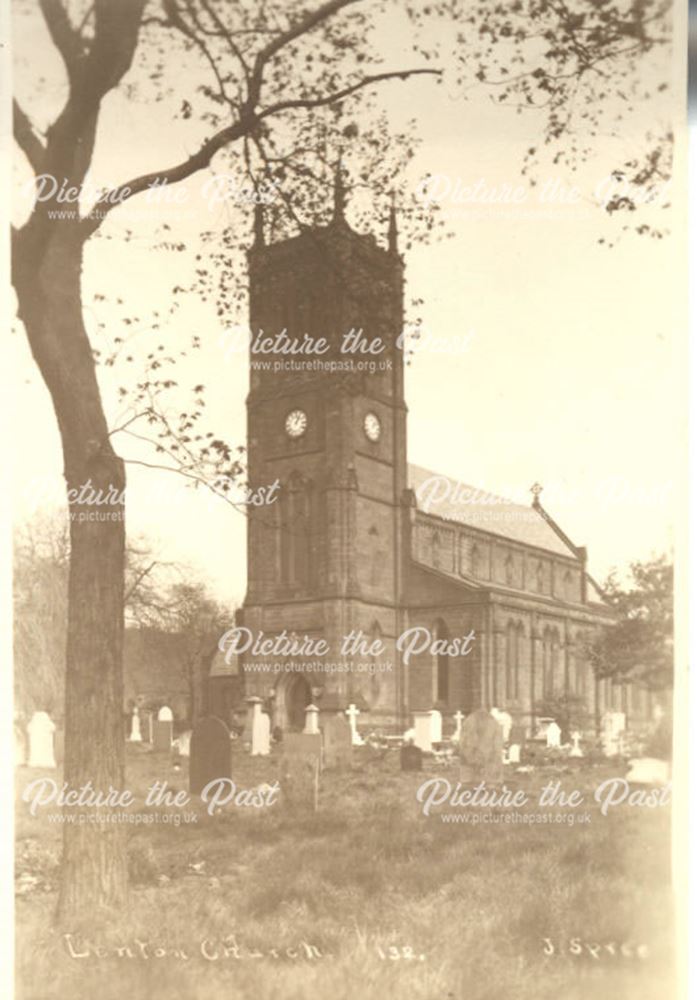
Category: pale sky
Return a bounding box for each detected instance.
[11,5,683,607]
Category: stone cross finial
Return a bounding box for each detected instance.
[530,482,543,506]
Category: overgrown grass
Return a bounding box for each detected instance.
[15,745,674,1000]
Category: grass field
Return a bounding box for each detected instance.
[15,744,674,1000]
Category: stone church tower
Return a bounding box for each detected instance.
[230,184,649,738]
[240,188,409,730]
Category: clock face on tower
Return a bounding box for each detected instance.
[285,409,308,438]
[364,412,381,442]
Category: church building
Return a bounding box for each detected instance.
[235,188,647,736]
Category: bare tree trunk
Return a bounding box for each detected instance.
[14,225,128,921]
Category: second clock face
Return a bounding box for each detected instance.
[285,409,307,438]
[364,412,381,442]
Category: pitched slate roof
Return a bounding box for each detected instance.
[408,464,577,558]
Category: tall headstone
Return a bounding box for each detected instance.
[491,707,513,743]
[247,698,271,756]
[153,705,174,752]
[190,716,232,796]
[429,709,443,744]
[303,703,320,736]
[280,732,322,809]
[459,708,503,784]
[452,711,465,743]
[27,712,56,769]
[601,711,626,757]
[345,703,364,746]
[507,743,521,765]
[174,730,192,758]
[400,743,423,771]
[323,713,353,770]
[128,707,142,743]
[569,731,583,758]
[546,721,562,749]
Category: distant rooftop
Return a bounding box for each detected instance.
[408,464,576,558]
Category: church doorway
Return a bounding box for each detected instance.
[284,674,311,731]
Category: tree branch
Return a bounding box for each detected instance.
[80,117,251,234]
[258,67,442,119]
[81,64,439,233]
[249,0,361,105]
[13,100,46,174]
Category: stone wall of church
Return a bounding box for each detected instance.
[412,512,584,603]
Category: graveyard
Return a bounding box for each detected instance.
[15,704,673,1000]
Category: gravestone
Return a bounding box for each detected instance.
[279,732,322,809]
[507,743,521,765]
[323,713,353,770]
[458,708,503,784]
[153,705,174,752]
[569,731,584,758]
[27,712,56,769]
[174,730,192,758]
[546,721,562,749]
[491,707,513,743]
[601,711,626,757]
[452,710,465,743]
[400,743,423,771]
[345,704,365,746]
[250,699,271,756]
[413,710,441,752]
[626,757,670,785]
[303,703,320,736]
[128,707,142,743]
[534,717,555,741]
[190,716,232,796]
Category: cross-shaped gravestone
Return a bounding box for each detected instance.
[569,731,583,758]
[345,704,364,746]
